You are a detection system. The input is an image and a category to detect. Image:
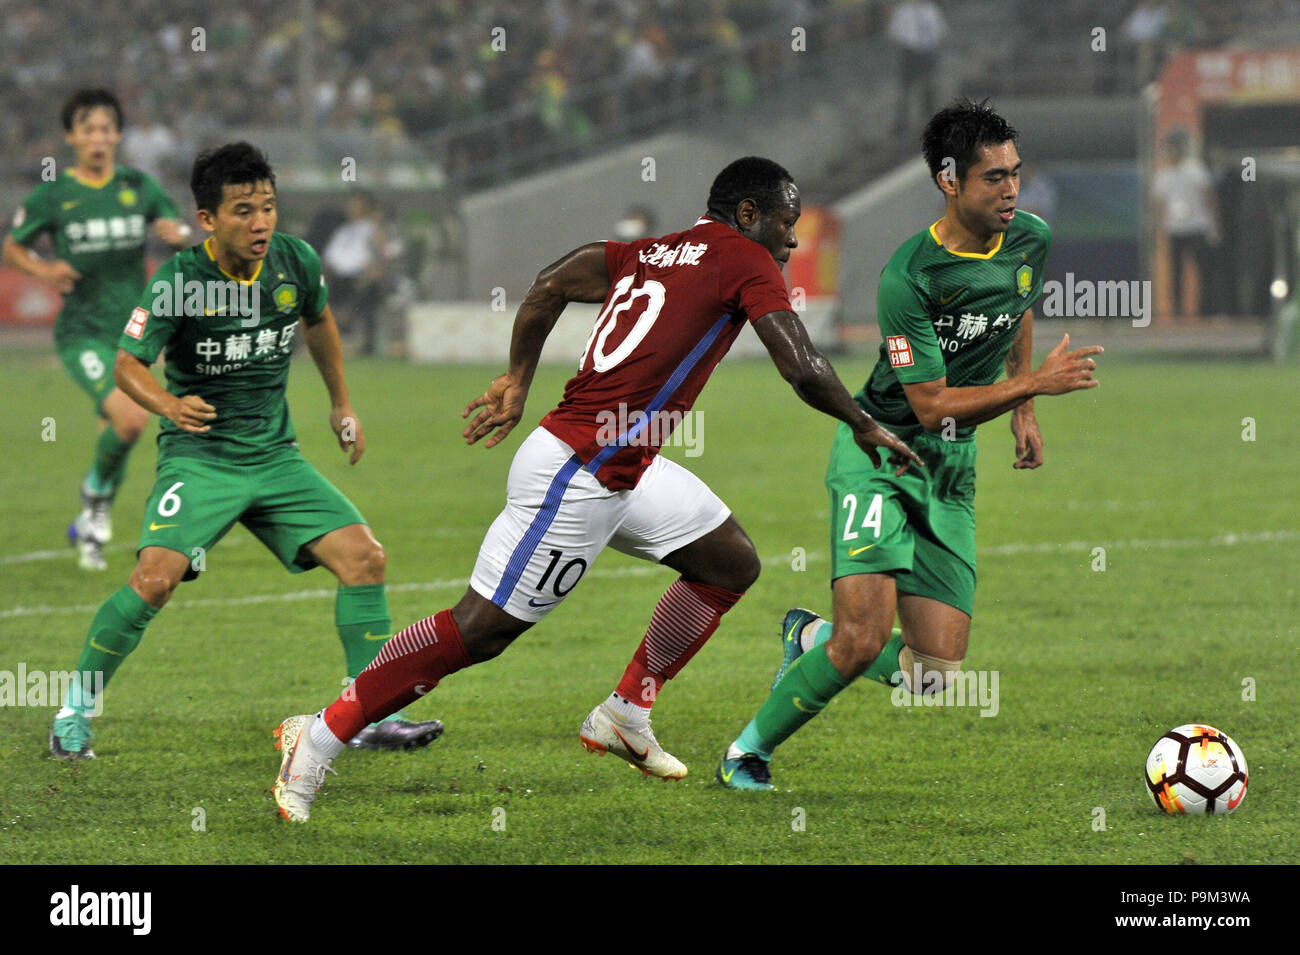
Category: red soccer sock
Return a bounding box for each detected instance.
[614,578,743,708]
[323,609,471,741]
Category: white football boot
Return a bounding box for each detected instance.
[273,714,338,822]
[68,482,111,571]
[579,703,687,780]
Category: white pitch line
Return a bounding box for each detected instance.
[3,529,1296,621]
[0,552,803,621]
[0,542,137,566]
[0,525,482,567]
[980,529,1300,556]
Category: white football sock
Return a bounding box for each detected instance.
[310,709,347,758]
[604,692,648,725]
[799,618,828,653]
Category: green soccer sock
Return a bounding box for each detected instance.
[85,426,134,498]
[336,583,393,679]
[734,643,852,760]
[805,619,906,687]
[62,586,159,716]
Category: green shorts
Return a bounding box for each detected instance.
[57,337,117,415]
[825,423,977,616]
[137,449,367,575]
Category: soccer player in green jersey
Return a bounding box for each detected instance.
[3,89,190,571]
[717,99,1104,790]
[48,142,442,758]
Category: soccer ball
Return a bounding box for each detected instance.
[1144,724,1248,815]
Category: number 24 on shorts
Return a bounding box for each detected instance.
[841,493,882,555]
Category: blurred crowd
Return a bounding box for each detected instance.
[2,0,1293,187]
[1,0,833,182]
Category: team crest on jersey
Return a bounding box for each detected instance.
[118,188,137,207]
[886,335,914,368]
[272,282,298,314]
[124,307,148,340]
[1015,264,1033,298]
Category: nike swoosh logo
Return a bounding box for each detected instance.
[784,619,801,644]
[1227,782,1247,810]
[204,306,229,316]
[847,543,877,557]
[610,724,649,761]
[792,697,823,714]
[527,597,556,608]
[362,632,389,641]
[149,522,178,531]
[939,286,968,305]
[89,637,122,656]
[720,765,735,784]
[62,200,81,210]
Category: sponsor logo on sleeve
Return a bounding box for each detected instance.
[124,307,148,340]
[886,335,914,368]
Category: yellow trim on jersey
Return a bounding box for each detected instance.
[929,220,1004,259]
[203,236,263,284]
[67,167,116,189]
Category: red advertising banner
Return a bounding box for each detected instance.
[0,266,61,327]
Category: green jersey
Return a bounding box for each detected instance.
[9,167,179,347]
[118,232,329,464]
[860,211,1051,438]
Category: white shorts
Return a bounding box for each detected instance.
[469,428,731,622]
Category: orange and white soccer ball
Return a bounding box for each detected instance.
[1144,724,1248,815]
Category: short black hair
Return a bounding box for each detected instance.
[190,142,276,213]
[707,156,794,219]
[921,98,1019,190]
[61,89,124,131]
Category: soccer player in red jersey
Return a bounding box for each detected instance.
[272,157,922,820]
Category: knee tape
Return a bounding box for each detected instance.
[897,645,963,696]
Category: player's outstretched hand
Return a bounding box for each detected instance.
[1011,405,1043,470]
[43,260,80,294]
[1034,334,1102,395]
[462,374,527,448]
[852,418,925,476]
[331,405,366,464]
[154,219,193,248]
[169,394,216,434]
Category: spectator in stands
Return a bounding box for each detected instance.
[1151,128,1220,320]
[887,0,948,132]
[1121,0,1168,90]
[323,191,390,355]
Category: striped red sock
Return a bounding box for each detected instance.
[323,609,471,741]
[614,579,743,708]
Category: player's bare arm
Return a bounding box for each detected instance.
[901,332,1102,433]
[2,233,81,293]
[463,241,610,448]
[113,348,214,434]
[1005,308,1043,469]
[303,303,365,464]
[152,218,193,248]
[752,309,922,475]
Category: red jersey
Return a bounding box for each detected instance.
[540,217,792,490]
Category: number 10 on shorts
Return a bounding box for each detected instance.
[535,549,588,600]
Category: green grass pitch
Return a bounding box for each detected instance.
[1,343,1296,864]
